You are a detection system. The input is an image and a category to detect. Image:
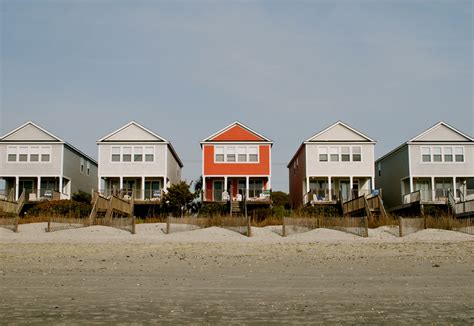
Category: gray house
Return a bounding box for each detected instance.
[288,121,376,209]
[97,121,183,201]
[375,121,474,210]
[0,121,98,201]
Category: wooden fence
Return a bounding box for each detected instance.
[0,215,19,233]
[282,216,368,238]
[166,215,252,237]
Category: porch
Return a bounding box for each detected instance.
[202,176,271,203]
[0,176,70,202]
[304,176,373,206]
[401,176,474,205]
[99,176,165,202]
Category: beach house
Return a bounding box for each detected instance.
[375,121,474,211]
[288,121,376,209]
[96,121,183,202]
[0,121,97,201]
[201,121,273,204]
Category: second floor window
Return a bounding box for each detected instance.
[454,147,464,162]
[422,147,431,162]
[145,147,154,162]
[421,146,463,163]
[214,145,259,163]
[122,147,132,162]
[111,147,121,162]
[6,145,51,163]
[80,158,85,173]
[134,147,143,162]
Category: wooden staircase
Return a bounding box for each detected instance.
[231,200,242,217]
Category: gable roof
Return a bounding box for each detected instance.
[98,121,168,143]
[408,121,474,143]
[98,121,183,167]
[0,121,64,142]
[305,121,375,143]
[0,121,97,165]
[201,121,272,144]
[376,121,473,162]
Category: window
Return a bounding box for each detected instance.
[319,147,328,162]
[226,147,236,162]
[421,147,431,162]
[378,163,382,177]
[122,147,132,162]
[249,179,263,198]
[134,147,143,162]
[352,147,361,162]
[248,146,258,162]
[111,147,121,162]
[433,147,442,162]
[444,147,453,162]
[237,147,247,162]
[7,146,17,162]
[145,147,154,162]
[29,146,39,162]
[341,147,350,162]
[18,146,28,162]
[215,146,224,162]
[80,158,85,173]
[330,147,339,162]
[454,147,464,162]
[86,161,90,176]
[40,147,51,162]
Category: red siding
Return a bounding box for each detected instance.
[212,125,263,141]
[203,145,270,176]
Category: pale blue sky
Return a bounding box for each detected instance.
[1,0,472,192]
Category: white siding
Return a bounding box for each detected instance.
[98,143,167,177]
[409,144,474,177]
[305,143,374,177]
[0,143,63,176]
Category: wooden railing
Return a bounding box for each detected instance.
[403,190,421,204]
[454,199,474,216]
[16,190,26,215]
[342,195,366,215]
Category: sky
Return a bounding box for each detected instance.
[0,0,472,192]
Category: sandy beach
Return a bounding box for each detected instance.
[1,223,473,324]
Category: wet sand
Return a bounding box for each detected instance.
[1,233,473,324]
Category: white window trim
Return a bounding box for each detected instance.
[110,145,156,163]
[318,145,363,163]
[214,145,260,164]
[420,146,465,164]
[6,145,52,163]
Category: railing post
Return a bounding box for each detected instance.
[399,216,403,237]
[47,217,51,232]
[131,216,136,234]
[247,214,252,237]
[14,216,19,233]
[166,214,170,234]
[282,216,286,237]
[363,216,368,237]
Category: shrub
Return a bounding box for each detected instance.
[72,190,92,204]
[26,200,92,218]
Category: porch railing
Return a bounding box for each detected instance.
[98,188,163,201]
[304,189,337,205]
[202,188,272,202]
[403,189,449,204]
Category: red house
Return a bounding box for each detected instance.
[201,122,273,203]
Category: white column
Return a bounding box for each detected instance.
[15,176,19,201]
[267,176,271,190]
[37,176,41,197]
[59,176,63,195]
[306,177,310,194]
[202,176,206,201]
[119,176,123,190]
[224,176,228,192]
[97,177,101,194]
[409,177,414,193]
[328,176,332,201]
[371,177,374,191]
[349,176,353,198]
[453,177,457,200]
[141,176,145,200]
[163,177,168,192]
[246,176,250,199]
[431,176,436,201]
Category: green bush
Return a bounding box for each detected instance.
[26,200,92,218]
[199,202,228,217]
[72,190,92,204]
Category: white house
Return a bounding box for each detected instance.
[288,121,376,209]
[375,121,474,210]
[0,121,98,201]
[97,121,183,201]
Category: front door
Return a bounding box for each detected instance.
[145,180,161,199]
[415,180,431,201]
[19,179,34,193]
[214,180,223,201]
[123,180,136,198]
